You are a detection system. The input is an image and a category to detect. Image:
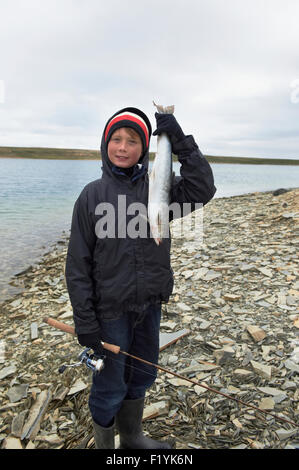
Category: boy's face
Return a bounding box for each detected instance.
[107,128,143,168]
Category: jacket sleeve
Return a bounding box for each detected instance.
[170,135,216,213]
[65,186,100,335]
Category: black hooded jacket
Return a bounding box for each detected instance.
[65,109,216,335]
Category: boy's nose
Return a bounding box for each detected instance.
[119,140,128,152]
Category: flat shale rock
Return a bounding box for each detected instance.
[2,436,23,449]
[213,346,235,365]
[0,189,298,449]
[0,365,17,380]
[250,360,272,379]
[67,379,88,395]
[7,384,29,403]
[246,325,267,342]
[143,401,169,419]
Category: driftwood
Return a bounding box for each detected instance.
[21,389,52,441]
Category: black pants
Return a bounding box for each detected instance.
[89,304,161,427]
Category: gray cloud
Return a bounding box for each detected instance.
[0,0,298,157]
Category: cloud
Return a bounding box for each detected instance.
[0,0,298,158]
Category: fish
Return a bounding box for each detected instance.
[148,102,174,245]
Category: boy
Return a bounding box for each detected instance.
[65,106,216,449]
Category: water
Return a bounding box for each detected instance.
[0,157,298,302]
[210,163,299,198]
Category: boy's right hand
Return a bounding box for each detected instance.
[77,332,104,356]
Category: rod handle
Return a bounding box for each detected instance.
[43,317,120,354]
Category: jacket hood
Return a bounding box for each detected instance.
[100,107,152,178]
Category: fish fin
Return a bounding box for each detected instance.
[153,101,175,114]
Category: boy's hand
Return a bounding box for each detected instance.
[153,113,185,146]
[78,332,104,356]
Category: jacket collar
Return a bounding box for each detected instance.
[111,163,147,182]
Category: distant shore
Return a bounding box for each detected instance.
[0,145,299,165]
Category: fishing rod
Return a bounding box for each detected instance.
[43,317,298,428]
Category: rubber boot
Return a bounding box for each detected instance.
[115,398,174,449]
[92,419,115,449]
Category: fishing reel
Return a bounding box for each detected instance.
[58,348,105,374]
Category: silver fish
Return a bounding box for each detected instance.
[148,102,174,245]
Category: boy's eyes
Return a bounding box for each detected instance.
[111,137,138,144]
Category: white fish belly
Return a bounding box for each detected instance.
[148,133,172,244]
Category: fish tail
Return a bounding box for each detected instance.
[153,101,175,114]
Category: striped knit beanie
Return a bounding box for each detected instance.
[104,107,152,155]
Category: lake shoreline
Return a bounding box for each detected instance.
[0,146,299,165]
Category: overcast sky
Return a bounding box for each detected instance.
[0,0,298,158]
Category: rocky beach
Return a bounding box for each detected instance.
[0,188,298,450]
